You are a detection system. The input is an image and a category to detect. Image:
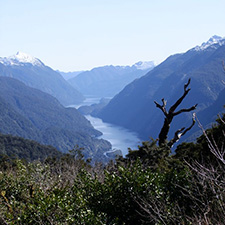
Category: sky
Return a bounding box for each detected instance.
[0,0,225,71]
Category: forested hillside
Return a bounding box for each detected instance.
[0,77,111,161]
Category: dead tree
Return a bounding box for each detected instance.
[154,78,197,147]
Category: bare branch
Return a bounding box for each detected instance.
[196,115,225,165]
[168,113,196,147]
[154,98,168,116]
[173,104,198,116]
[218,114,225,125]
[181,113,196,136]
[135,196,173,225]
[155,79,197,146]
[168,127,185,147]
[184,78,191,91]
[162,98,167,106]
[169,78,191,114]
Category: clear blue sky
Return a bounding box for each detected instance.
[1,0,225,71]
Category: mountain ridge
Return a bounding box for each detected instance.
[68,61,155,98]
[97,36,225,143]
[0,53,84,106]
[193,35,225,51]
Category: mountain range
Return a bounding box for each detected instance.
[67,61,155,98]
[0,52,84,106]
[1,35,224,161]
[97,35,225,143]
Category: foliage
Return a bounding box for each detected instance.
[0,133,62,162]
[0,158,106,224]
[175,113,225,165]
[123,139,171,169]
[0,114,224,224]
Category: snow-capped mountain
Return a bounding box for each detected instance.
[193,35,225,51]
[0,52,43,66]
[133,61,156,70]
[0,52,84,106]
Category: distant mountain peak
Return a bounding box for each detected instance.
[0,51,43,66]
[133,61,156,70]
[194,35,225,51]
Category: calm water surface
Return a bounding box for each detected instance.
[85,115,142,156]
[71,97,142,156]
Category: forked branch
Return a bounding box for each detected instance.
[154,98,167,116]
[169,78,191,114]
[168,113,196,147]
[154,79,197,146]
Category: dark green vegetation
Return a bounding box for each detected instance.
[0,133,62,162]
[0,55,84,106]
[98,39,225,142]
[0,77,111,161]
[0,113,224,224]
[68,63,154,97]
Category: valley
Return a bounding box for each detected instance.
[1,1,225,223]
[71,96,142,157]
[0,35,225,162]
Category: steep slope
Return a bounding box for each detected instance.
[0,52,84,106]
[186,87,225,141]
[198,87,225,125]
[97,52,197,128]
[0,77,94,135]
[0,77,111,160]
[0,96,41,140]
[68,61,155,97]
[98,36,225,141]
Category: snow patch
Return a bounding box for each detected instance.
[133,61,156,70]
[194,35,225,51]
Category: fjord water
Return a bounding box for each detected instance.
[74,97,142,156]
[72,96,101,108]
[85,115,142,156]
